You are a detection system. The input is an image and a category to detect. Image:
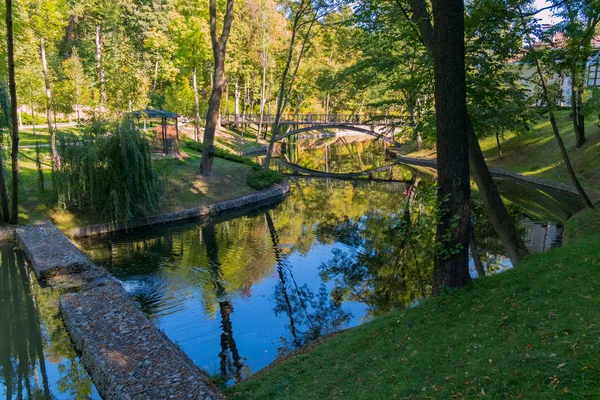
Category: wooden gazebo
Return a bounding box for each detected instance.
[131,108,180,156]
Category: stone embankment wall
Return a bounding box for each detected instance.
[69,182,291,238]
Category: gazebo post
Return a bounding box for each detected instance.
[175,117,180,155]
[162,117,167,155]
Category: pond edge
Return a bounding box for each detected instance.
[68,182,291,239]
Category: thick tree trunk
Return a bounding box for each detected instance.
[95,24,106,105]
[40,38,60,169]
[2,0,16,223]
[193,67,201,142]
[431,0,471,294]
[200,0,235,176]
[408,0,529,266]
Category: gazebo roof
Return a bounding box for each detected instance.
[131,108,179,119]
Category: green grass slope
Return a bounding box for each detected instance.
[228,209,600,399]
[480,111,600,193]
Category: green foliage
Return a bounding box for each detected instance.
[20,113,46,125]
[53,116,160,225]
[246,167,283,190]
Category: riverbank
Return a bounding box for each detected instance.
[227,206,600,399]
[17,143,273,232]
[397,110,600,193]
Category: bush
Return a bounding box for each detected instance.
[53,116,160,225]
[21,113,46,126]
[246,167,284,190]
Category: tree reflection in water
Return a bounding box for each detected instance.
[317,180,438,317]
[202,224,245,382]
[266,211,352,356]
[0,246,95,400]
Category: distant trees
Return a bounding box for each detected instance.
[550,0,600,148]
[518,4,595,209]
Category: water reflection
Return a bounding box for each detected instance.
[0,246,99,399]
[80,177,583,384]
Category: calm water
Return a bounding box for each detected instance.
[80,150,585,385]
[0,245,100,400]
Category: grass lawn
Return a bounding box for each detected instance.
[399,110,600,193]
[16,144,259,232]
[227,207,600,399]
[18,127,80,146]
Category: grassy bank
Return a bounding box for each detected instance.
[16,144,260,231]
[399,111,600,193]
[228,208,600,399]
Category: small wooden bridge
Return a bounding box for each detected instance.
[274,124,399,145]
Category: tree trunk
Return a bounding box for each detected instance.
[40,38,60,169]
[30,100,35,134]
[200,0,235,176]
[495,129,503,159]
[519,12,594,209]
[234,75,240,126]
[2,0,16,223]
[95,24,106,105]
[431,0,471,294]
[258,46,268,140]
[264,5,315,169]
[470,225,485,277]
[571,68,585,148]
[408,0,529,266]
[153,58,159,93]
[193,67,201,141]
[549,111,593,208]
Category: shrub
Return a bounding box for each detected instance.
[53,116,160,225]
[20,113,46,126]
[247,167,284,190]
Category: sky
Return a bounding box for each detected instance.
[534,0,560,25]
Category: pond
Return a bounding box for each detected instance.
[79,140,585,385]
[0,245,100,400]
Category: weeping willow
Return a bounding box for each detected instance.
[53,116,160,226]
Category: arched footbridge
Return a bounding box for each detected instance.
[275,124,400,146]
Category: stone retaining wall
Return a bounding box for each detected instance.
[60,284,224,400]
[69,182,291,239]
[15,222,118,289]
